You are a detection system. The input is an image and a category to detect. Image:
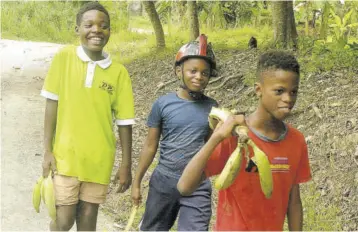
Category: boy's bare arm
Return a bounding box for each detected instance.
[131,127,160,205]
[287,184,303,231]
[115,125,133,193]
[177,134,222,196]
[42,99,58,177]
[178,114,246,196]
[132,127,161,187]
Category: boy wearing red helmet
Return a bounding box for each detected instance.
[131,34,217,231]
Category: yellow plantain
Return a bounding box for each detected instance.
[125,205,138,232]
[247,139,273,199]
[243,143,250,168]
[41,178,46,204]
[32,176,44,213]
[208,107,232,130]
[43,171,56,221]
[214,143,243,190]
[208,107,273,197]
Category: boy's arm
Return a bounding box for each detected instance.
[131,127,161,205]
[177,114,246,196]
[42,99,58,177]
[287,184,303,231]
[115,125,133,193]
[287,136,311,230]
[41,50,62,178]
[177,134,222,196]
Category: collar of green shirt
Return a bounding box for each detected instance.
[76,46,112,69]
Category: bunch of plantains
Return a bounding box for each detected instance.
[32,170,56,221]
[208,107,273,199]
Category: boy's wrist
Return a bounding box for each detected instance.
[119,162,131,168]
[132,178,141,188]
[210,133,224,145]
[120,155,132,166]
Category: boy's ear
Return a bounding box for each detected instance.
[175,66,182,79]
[254,82,262,98]
[75,25,79,35]
[211,69,218,77]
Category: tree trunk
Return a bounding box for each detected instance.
[272,1,288,48]
[167,6,172,36]
[188,1,199,40]
[287,1,298,49]
[172,1,187,30]
[142,1,166,48]
[272,0,298,49]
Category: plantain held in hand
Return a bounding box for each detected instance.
[208,107,273,198]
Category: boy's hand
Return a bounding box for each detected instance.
[131,185,142,206]
[42,151,57,177]
[213,114,246,141]
[115,165,132,193]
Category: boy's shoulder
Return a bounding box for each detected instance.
[49,45,76,66]
[286,124,306,143]
[109,60,128,73]
[152,92,217,108]
[203,94,218,105]
[154,92,177,103]
[56,44,77,56]
[151,92,183,109]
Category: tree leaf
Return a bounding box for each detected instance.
[330,8,342,27]
[343,9,353,27]
[347,23,358,28]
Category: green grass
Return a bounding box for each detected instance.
[282,182,342,231]
[200,25,272,50]
[303,182,342,230]
[108,24,273,65]
[1,1,78,44]
[128,16,153,30]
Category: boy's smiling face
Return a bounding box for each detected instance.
[176,58,211,92]
[76,10,110,58]
[255,69,299,121]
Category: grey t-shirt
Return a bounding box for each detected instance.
[147,92,218,179]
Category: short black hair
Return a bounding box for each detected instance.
[76,1,110,26]
[257,50,300,80]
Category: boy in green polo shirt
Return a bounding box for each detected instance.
[40,2,135,231]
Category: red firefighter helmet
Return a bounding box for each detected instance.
[174,34,216,70]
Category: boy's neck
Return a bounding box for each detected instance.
[177,88,194,101]
[247,108,286,141]
[82,46,105,61]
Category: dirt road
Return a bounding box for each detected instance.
[0,39,114,231]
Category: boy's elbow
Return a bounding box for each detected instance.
[176,181,193,196]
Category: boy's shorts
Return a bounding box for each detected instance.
[53,174,108,206]
[139,169,212,231]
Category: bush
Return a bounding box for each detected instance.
[1,1,79,43]
[299,38,358,76]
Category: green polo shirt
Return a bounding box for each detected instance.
[41,45,135,184]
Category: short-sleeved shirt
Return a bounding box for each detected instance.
[148,92,217,179]
[41,45,135,185]
[205,124,311,231]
